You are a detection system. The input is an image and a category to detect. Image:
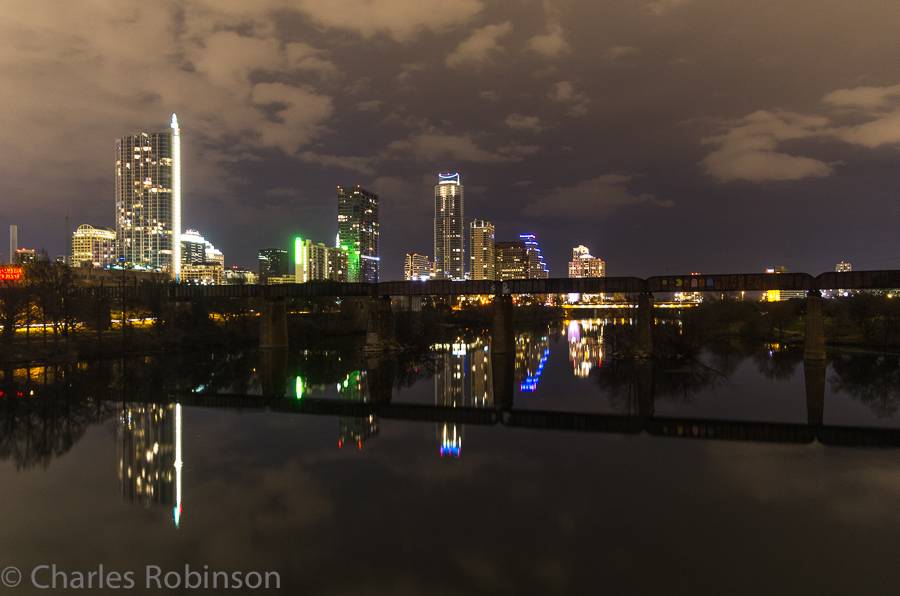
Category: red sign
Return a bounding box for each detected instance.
[0,267,23,281]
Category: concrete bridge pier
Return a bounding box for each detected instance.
[491,295,515,355]
[804,290,826,360]
[260,298,289,349]
[364,296,400,353]
[634,293,654,358]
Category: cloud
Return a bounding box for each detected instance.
[645,0,694,16]
[296,0,483,41]
[700,111,834,182]
[823,84,900,149]
[822,84,900,111]
[548,81,589,116]
[298,151,375,174]
[524,175,672,219]
[527,23,570,58]
[701,84,900,182]
[355,100,384,112]
[284,42,341,79]
[382,130,534,163]
[606,45,640,63]
[248,83,334,153]
[505,114,545,133]
[445,22,513,68]
[480,91,502,101]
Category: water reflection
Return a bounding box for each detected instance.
[5,320,900,478]
[117,403,182,527]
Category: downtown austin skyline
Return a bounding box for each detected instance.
[1,1,899,280]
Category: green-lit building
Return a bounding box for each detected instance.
[337,186,379,282]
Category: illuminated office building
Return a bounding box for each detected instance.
[295,237,348,282]
[404,253,431,281]
[520,234,549,278]
[469,220,496,281]
[337,186,379,282]
[14,249,39,265]
[181,229,224,284]
[258,248,289,285]
[568,245,605,278]
[70,225,116,268]
[115,114,181,277]
[836,261,852,273]
[496,241,528,280]
[434,173,464,280]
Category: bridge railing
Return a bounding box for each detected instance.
[87,269,900,300]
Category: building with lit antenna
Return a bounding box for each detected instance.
[115,114,181,278]
[434,173,464,280]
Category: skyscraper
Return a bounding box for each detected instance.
[568,245,605,278]
[434,173,464,280]
[115,114,181,278]
[469,220,495,281]
[71,224,116,268]
[520,234,549,278]
[496,241,528,280]
[337,186,379,282]
[259,248,289,285]
[404,253,431,281]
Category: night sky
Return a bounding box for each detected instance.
[2,0,900,280]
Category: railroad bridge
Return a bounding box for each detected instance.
[100,270,900,358]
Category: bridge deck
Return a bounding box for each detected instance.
[94,270,900,299]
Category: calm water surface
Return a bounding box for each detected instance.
[3,320,900,595]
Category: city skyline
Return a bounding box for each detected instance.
[2,2,899,279]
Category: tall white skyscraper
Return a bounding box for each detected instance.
[115,114,181,278]
[434,173,464,280]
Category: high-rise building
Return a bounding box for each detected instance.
[568,245,605,278]
[295,237,348,282]
[14,249,39,265]
[71,224,117,268]
[337,186,380,282]
[115,114,181,277]
[469,220,496,281]
[434,173,464,280]
[836,261,852,272]
[520,234,549,278]
[404,253,431,281]
[181,230,224,284]
[259,248,289,285]
[496,241,528,280]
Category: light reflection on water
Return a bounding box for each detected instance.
[3,320,900,593]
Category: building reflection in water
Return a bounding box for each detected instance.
[516,331,550,391]
[433,337,494,457]
[338,371,379,449]
[117,403,182,527]
[567,319,603,378]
